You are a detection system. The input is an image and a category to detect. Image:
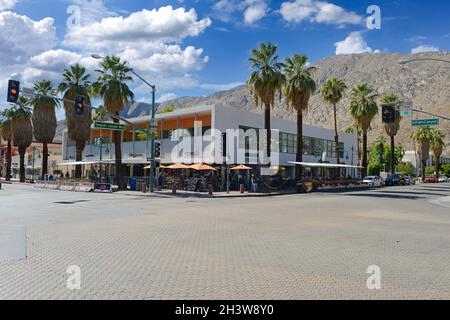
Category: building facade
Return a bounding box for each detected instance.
[62,104,358,180]
[1,142,63,180]
[403,150,450,175]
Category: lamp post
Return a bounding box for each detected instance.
[91,54,157,192]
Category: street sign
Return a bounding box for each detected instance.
[22,87,35,98]
[94,121,125,131]
[411,119,439,127]
[400,101,413,118]
[400,106,412,118]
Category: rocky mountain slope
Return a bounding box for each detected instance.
[153,52,450,153]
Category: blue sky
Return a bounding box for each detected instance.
[0,0,449,116]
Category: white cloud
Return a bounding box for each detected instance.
[213,0,269,25]
[22,49,83,83]
[157,93,178,103]
[244,0,269,24]
[335,31,378,55]
[0,5,213,102]
[411,45,439,54]
[64,6,211,49]
[279,0,362,26]
[0,0,18,11]
[0,11,56,65]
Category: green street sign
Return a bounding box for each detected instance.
[411,119,439,127]
[94,121,125,131]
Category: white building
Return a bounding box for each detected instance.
[403,150,450,175]
[62,104,358,180]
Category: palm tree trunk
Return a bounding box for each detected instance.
[333,103,340,179]
[75,140,85,179]
[41,142,48,180]
[436,156,440,181]
[113,113,126,190]
[421,159,426,181]
[390,135,395,174]
[19,146,26,183]
[6,140,11,181]
[362,131,368,178]
[296,110,303,183]
[264,104,271,158]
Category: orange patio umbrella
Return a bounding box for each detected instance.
[230,165,252,170]
[190,163,218,171]
[167,163,191,169]
[144,164,167,169]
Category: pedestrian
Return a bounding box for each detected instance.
[251,174,257,192]
[158,173,164,191]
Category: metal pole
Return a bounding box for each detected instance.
[150,85,156,193]
[100,137,103,181]
[226,164,230,193]
[32,147,35,183]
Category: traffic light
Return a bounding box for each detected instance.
[74,96,86,115]
[382,104,396,124]
[7,80,20,103]
[154,142,161,158]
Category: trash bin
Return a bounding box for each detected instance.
[129,177,137,191]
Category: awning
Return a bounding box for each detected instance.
[58,161,110,166]
[288,161,363,169]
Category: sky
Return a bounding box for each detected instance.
[0,0,449,118]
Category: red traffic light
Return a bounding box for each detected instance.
[74,96,86,115]
[7,80,20,103]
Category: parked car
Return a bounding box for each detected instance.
[362,176,382,188]
[403,176,413,185]
[385,174,406,186]
[424,176,438,183]
[438,175,449,183]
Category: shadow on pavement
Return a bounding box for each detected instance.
[342,192,421,200]
[372,190,449,197]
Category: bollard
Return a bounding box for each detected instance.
[208,183,213,196]
[240,183,245,194]
[142,183,147,193]
[172,183,177,194]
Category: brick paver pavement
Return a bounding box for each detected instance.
[0,183,449,299]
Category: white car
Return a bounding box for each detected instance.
[363,176,382,188]
[438,176,449,183]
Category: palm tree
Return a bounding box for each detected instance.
[381,94,401,174]
[0,108,14,181]
[348,83,379,178]
[284,54,316,186]
[411,127,434,181]
[29,80,59,180]
[92,104,108,121]
[57,64,93,179]
[248,43,285,158]
[10,98,33,182]
[429,128,445,180]
[321,78,347,177]
[92,56,134,190]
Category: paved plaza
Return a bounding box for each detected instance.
[0,182,449,299]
